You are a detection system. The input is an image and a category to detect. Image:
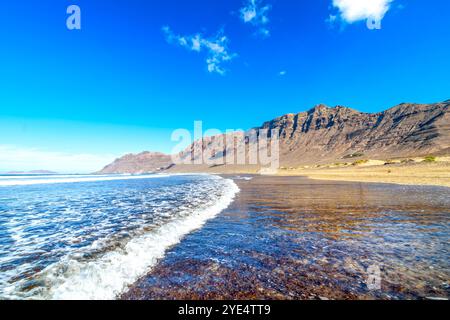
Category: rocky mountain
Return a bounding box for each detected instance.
[98,101,450,174]
[98,152,173,174]
[259,100,450,165]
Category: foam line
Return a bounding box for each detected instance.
[33,177,239,300]
[0,174,171,186]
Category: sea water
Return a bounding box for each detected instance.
[0,174,239,300]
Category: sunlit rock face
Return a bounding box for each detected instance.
[99,101,450,173]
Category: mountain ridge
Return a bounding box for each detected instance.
[98,100,450,174]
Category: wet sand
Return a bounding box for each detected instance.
[121,176,450,300]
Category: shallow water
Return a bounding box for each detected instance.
[0,174,238,299]
[123,176,450,300]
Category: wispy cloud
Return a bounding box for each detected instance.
[0,145,117,174]
[239,0,272,38]
[329,0,393,24]
[162,26,237,75]
[279,70,287,76]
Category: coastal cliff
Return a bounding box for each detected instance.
[98,101,450,174]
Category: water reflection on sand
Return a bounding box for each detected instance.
[122,176,450,300]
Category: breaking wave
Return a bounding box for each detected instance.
[0,174,171,186]
[0,174,239,300]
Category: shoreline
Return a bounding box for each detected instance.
[121,175,450,300]
[166,158,450,188]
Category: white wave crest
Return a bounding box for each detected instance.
[0,174,172,186]
[33,177,239,300]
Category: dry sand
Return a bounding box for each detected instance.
[278,159,450,188]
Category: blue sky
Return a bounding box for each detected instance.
[0,0,449,172]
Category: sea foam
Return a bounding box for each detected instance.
[0,174,171,186]
[24,176,240,300]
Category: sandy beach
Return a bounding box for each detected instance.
[167,157,450,188]
[279,160,450,188]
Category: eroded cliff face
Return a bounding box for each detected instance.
[98,101,450,173]
[259,101,450,165]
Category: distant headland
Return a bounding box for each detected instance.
[3,170,58,175]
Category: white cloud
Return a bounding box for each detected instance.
[0,145,117,174]
[240,0,272,37]
[279,70,287,76]
[162,26,237,75]
[331,0,393,23]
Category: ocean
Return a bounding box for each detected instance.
[123,176,450,300]
[1,174,449,300]
[0,174,239,300]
